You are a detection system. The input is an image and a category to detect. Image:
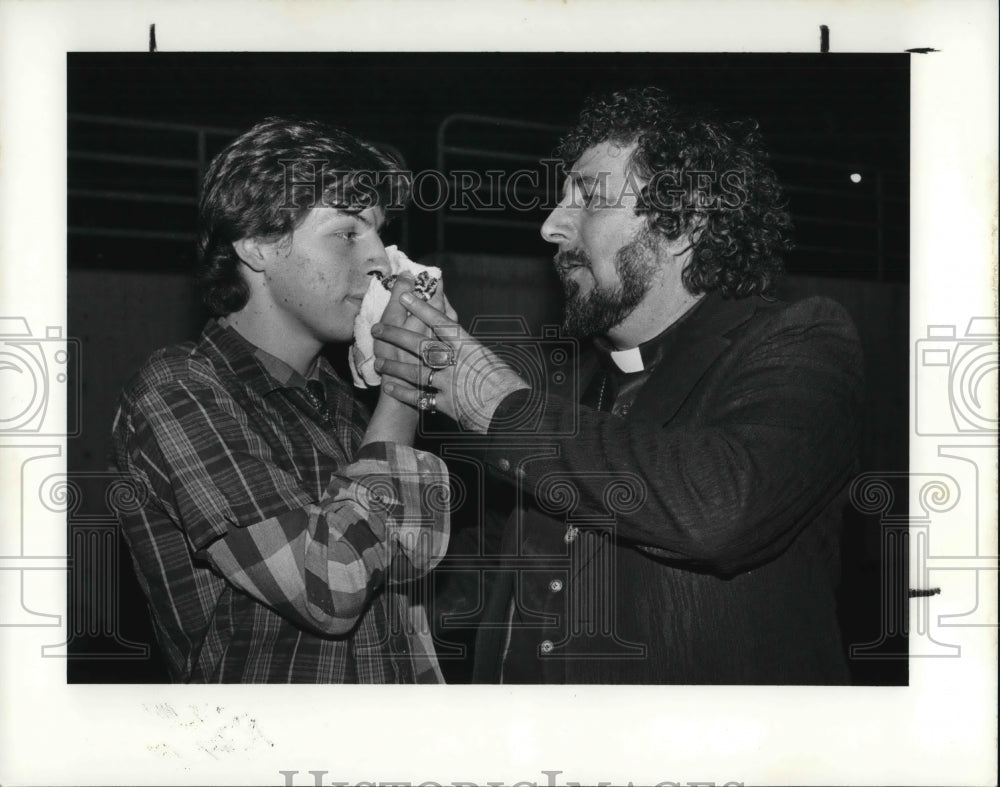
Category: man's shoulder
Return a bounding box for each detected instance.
[719,294,863,379]
[118,334,230,408]
[742,294,859,339]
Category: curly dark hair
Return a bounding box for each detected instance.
[556,87,793,298]
[197,117,410,316]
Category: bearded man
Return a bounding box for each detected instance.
[374,87,864,684]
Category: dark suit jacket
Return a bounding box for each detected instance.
[472,292,864,684]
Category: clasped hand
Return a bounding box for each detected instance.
[372,291,530,433]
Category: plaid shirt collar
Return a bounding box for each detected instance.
[207,318,335,396]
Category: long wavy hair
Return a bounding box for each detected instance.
[196,117,409,315]
[556,87,793,298]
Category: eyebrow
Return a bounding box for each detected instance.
[351,212,375,229]
[321,209,383,231]
[568,172,599,187]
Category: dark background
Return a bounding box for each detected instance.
[69,52,909,276]
[66,52,910,684]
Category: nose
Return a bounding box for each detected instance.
[364,235,391,278]
[540,198,576,246]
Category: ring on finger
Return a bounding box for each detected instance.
[417,393,437,414]
[420,340,457,370]
[425,369,436,388]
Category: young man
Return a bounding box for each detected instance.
[112,118,449,683]
[374,88,864,684]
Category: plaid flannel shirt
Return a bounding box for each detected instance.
[112,319,449,683]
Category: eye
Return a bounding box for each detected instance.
[570,178,600,209]
[334,231,359,243]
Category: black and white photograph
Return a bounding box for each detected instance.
[63,51,911,688]
[0,2,996,786]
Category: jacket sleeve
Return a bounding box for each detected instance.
[484,297,863,575]
[113,375,450,636]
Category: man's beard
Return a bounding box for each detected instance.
[554,226,660,338]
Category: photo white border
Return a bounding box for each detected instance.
[1,1,996,785]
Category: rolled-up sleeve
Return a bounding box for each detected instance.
[115,376,450,637]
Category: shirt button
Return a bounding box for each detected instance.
[497,458,511,473]
[540,640,554,654]
[549,579,563,593]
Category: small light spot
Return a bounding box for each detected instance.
[850,173,862,184]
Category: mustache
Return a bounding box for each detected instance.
[554,249,591,272]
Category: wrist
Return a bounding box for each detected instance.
[363,390,418,447]
[376,390,417,418]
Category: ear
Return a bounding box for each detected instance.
[686,212,708,239]
[232,237,268,273]
[664,214,707,259]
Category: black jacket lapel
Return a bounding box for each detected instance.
[630,294,763,425]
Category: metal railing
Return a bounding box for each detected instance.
[434,112,907,280]
[435,114,570,255]
[68,114,236,245]
[68,114,410,256]
[68,112,906,280]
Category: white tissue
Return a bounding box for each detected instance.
[349,246,442,388]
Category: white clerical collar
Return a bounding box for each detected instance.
[610,346,645,373]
